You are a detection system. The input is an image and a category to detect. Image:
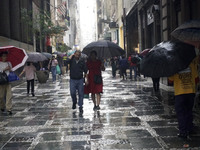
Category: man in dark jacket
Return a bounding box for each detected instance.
[68,50,87,113]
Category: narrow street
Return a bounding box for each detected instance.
[0,68,200,150]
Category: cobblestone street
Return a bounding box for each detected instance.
[0,68,200,150]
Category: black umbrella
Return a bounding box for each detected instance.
[171,20,200,42]
[140,41,196,78]
[82,40,125,58]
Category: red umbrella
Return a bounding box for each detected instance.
[0,46,28,71]
[139,49,151,56]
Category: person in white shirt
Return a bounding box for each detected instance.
[19,62,36,97]
[0,51,12,115]
[48,55,58,83]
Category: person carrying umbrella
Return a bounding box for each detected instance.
[19,62,36,97]
[0,51,13,115]
[169,56,199,138]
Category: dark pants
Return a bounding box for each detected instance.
[175,93,195,134]
[70,78,84,107]
[27,79,34,94]
[152,78,160,91]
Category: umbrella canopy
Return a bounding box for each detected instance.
[53,51,65,57]
[140,41,196,78]
[0,46,28,71]
[67,50,88,60]
[139,49,151,56]
[171,20,200,44]
[41,52,52,59]
[82,40,125,58]
[27,52,48,63]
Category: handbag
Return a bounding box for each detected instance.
[0,72,8,85]
[56,65,61,74]
[94,74,102,84]
[7,72,19,82]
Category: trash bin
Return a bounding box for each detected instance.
[36,70,49,83]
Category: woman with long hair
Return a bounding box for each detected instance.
[85,51,105,111]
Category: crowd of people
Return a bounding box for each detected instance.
[0,48,199,140]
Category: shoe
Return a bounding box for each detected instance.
[177,133,188,138]
[32,93,35,97]
[93,105,97,111]
[79,107,83,113]
[72,103,76,109]
[7,110,12,115]
[96,105,100,110]
[1,108,5,112]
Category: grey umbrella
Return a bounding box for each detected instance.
[171,20,200,42]
[27,52,48,62]
[41,52,52,59]
[140,41,196,78]
[82,40,125,58]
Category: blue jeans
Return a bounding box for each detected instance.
[51,66,56,81]
[70,78,84,107]
[133,66,137,80]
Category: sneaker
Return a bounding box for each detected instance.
[72,103,76,109]
[93,105,97,111]
[32,93,35,97]
[79,107,83,113]
[96,105,100,110]
[7,110,12,115]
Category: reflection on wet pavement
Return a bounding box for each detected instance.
[0,68,200,150]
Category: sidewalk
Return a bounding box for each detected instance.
[0,67,199,150]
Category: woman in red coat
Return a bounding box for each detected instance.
[85,51,105,111]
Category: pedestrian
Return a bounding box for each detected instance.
[151,77,160,92]
[111,57,118,78]
[68,50,88,113]
[168,57,199,138]
[84,50,105,111]
[0,51,13,115]
[48,55,58,83]
[128,54,135,80]
[119,55,129,80]
[19,62,36,97]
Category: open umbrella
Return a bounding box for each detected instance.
[171,20,200,47]
[0,46,28,71]
[27,52,48,62]
[139,49,151,56]
[140,41,196,78]
[41,52,52,59]
[82,40,125,58]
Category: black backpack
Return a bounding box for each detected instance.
[131,56,140,64]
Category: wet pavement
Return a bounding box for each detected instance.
[0,68,200,150]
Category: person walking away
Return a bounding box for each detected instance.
[119,55,128,80]
[48,56,58,83]
[84,51,105,111]
[131,54,140,81]
[0,51,13,115]
[68,50,87,113]
[169,57,199,138]
[19,62,36,97]
[152,77,160,92]
[128,54,135,80]
[111,57,118,78]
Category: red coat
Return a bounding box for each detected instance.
[84,59,103,94]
